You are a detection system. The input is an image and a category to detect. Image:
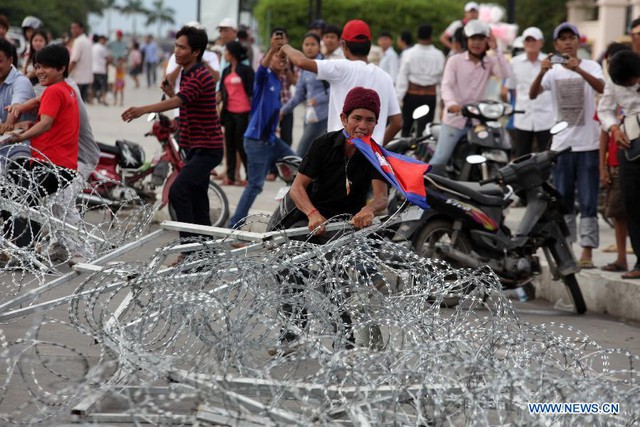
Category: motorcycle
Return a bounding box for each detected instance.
[389,122,587,314]
[84,112,230,227]
[441,100,516,182]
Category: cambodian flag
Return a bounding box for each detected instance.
[350,135,431,209]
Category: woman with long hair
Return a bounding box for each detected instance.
[218,41,254,186]
[280,32,329,156]
[23,29,48,86]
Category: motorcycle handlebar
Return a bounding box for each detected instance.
[479,176,498,185]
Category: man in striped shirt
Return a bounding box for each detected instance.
[122,26,223,244]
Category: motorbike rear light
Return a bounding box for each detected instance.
[276,164,296,183]
[478,103,505,120]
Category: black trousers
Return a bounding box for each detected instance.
[279,112,294,146]
[512,128,552,159]
[401,93,436,137]
[223,112,249,181]
[2,160,74,248]
[168,147,223,240]
[618,151,640,270]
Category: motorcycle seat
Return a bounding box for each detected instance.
[97,142,120,156]
[427,174,506,206]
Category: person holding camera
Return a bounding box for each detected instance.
[529,22,604,269]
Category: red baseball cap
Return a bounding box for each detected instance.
[341,19,371,42]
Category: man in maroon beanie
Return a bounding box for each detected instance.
[269,87,389,355]
[287,86,389,235]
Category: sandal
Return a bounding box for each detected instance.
[600,262,628,272]
[578,259,596,269]
[622,270,640,279]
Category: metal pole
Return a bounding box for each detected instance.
[507,0,515,24]
[197,0,201,22]
[316,0,322,20]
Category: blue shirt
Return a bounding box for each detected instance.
[280,54,329,123]
[0,66,35,123]
[244,65,281,143]
[142,41,158,63]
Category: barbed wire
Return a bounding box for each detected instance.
[0,156,637,424]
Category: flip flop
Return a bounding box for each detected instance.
[578,259,596,269]
[600,262,628,272]
[622,270,640,279]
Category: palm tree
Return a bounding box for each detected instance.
[101,0,122,37]
[119,0,149,37]
[145,0,175,40]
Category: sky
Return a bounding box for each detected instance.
[88,0,198,38]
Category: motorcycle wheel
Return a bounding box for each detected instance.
[168,179,229,228]
[412,219,472,261]
[560,273,587,314]
[412,219,473,307]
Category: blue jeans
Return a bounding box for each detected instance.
[552,150,599,248]
[297,119,327,157]
[229,137,295,227]
[429,123,468,173]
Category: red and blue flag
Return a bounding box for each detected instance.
[349,135,431,209]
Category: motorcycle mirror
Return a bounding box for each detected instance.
[412,105,430,120]
[550,121,568,135]
[466,154,487,165]
[147,113,157,122]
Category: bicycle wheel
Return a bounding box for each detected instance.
[168,179,229,228]
[208,179,229,227]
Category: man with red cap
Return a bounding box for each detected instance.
[280,19,402,146]
[107,29,127,62]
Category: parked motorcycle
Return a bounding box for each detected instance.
[84,112,230,227]
[389,124,586,314]
[442,100,516,182]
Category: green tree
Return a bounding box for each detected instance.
[119,0,149,37]
[0,0,104,36]
[254,0,468,50]
[145,0,175,39]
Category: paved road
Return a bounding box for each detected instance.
[84,80,639,345]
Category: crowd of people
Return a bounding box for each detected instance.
[0,4,640,283]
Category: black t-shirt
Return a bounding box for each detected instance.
[299,130,385,219]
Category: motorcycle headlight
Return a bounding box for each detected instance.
[478,103,505,120]
[483,149,509,163]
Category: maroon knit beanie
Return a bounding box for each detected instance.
[342,87,380,120]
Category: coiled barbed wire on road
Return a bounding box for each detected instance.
[0,214,638,425]
[0,146,156,302]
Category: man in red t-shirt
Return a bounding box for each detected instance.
[4,44,79,248]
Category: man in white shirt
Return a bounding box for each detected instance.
[280,19,402,145]
[506,27,554,158]
[92,35,110,105]
[597,50,640,279]
[395,24,445,137]
[439,1,479,52]
[69,20,93,102]
[377,31,398,83]
[530,22,605,268]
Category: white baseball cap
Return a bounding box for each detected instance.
[465,2,479,12]
[217,18,237,30]
[522,27,544,41]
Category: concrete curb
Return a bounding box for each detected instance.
[535,268,640,322]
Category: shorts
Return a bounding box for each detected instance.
[605,166,626,219]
